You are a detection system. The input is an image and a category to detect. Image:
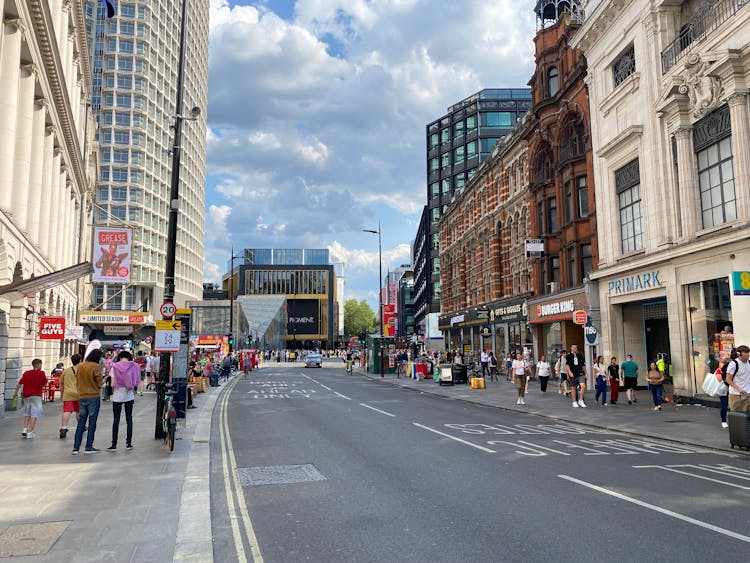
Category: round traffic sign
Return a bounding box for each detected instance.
[160,301,177,318]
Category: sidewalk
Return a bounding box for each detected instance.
[357,367,747,455]
[0,382,221,562]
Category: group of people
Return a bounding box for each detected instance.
[13,345,142,453]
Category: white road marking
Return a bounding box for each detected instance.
[334,391,351,400]
[558,474,750,544]
[220,379,264,563]
[414,423,496,453]
[632,465,750,489]
[359,403,396,417]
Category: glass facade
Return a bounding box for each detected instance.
[246,270,329,295]
[244,248,330,265]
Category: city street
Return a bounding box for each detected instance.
[210,362,750,563]
[1,361,748,562]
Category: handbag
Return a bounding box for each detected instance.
[701,372,722,397]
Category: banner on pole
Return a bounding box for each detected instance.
[92,226,132,284]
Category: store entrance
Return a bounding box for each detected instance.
[643,300,670,365]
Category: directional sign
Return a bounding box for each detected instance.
[156,320,181,331]
[155,320,181,352]
[160,301,177,318]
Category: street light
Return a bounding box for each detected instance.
[363,222,384,377]
[228,247,242,354]
[155,0,195,439]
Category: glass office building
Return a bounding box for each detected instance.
[85,0,209,313]
[243,248,330,266]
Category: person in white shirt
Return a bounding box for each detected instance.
[480,350,490,378]
[536,356,551,392]
[726,344,750,412]
[512,353,530,405]
[593,355,608,405]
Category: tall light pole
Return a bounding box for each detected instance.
[155,0,199,439]
[363,222,384,377]
[228,248,242,354]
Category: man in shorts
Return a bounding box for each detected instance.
[566,344,587,408]
[620,354,639,404]
[59,354,82,439]
[13,359,47,439]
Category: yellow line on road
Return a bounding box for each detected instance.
[220,378,264,562]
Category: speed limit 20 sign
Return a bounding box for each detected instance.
[160,301,177,318]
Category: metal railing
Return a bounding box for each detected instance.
[661,0,750,74]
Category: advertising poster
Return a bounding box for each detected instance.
[383,304,396,337]
[287,299,320,335]
[92,226,132,284]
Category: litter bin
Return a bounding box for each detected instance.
[452,364,468,384]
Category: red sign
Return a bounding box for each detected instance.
[39,316,66,340]
[573,310,588,325]
[382,304,396,337]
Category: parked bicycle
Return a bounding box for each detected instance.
[162,383,177,451]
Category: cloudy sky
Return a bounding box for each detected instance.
[204,0,537,309]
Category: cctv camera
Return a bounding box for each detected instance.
[190,106,201,119]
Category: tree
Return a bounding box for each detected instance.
[343,299,376,337]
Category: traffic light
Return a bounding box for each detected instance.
[227,333,234,346]
[358,331,366,345]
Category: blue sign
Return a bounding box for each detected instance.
[732,271,750,296]
[584,318,598,345]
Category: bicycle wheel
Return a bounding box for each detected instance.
[167,420,175,451]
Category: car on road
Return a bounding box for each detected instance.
[304,353,322,368]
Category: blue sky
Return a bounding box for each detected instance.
[204,1,537,310]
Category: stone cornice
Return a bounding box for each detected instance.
[25,0,86,194]
[570,0,637,52]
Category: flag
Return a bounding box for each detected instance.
[101,0,116,18]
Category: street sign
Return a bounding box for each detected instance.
[573,310,588,325]
[155,320,181,352]
[160,301,177,318]
[584,319,598,345]
[156,320,181,331]
[525,239,545,258]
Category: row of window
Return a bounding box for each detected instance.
[245,270,329,296]
[428,112,524,149]
[429,142,479,172]
[540,244,594,289]
[537,176,590,234]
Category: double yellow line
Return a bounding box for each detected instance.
[218,379,264,562]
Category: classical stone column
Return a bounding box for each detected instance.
[38,131,56,256]
[46,156,63,263]
[26,99,47,245]
[727,93,750,220]
[0,19,23,212]
[10,65,37,233]
[63,187,74,266]
[54,176,69,268]
[3,303,27,411]
[674,127,701,239]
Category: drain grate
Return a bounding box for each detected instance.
[0,521,71,558]
[238,464,326,486]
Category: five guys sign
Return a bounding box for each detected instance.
[39,316,66,340]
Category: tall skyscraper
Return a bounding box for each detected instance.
[85,0,208,316]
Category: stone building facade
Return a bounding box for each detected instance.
[0,0,97,413]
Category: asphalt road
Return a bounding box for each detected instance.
[210,364,750,563]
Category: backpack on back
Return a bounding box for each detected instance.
[721,359,738,383]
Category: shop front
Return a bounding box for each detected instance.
[488,298,530,359]
[439,310,490,360]
[528,290,591,374]
[78,310,154,353]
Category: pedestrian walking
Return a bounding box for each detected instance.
[480,349,490,378]
[488,352,498,382]
[608,357,620,405]
[647,361,665,411]
[59,354,82,439]
[536,355,551,392]
[512,353,530,405]
[621,354,639,404]
[725,344,750,412]
[505,353,513,382]
[149,353,161,390]
[13,359,47,439]
[72,347,104,455]
[555,350,569,395]
[593,355,608,405]
[107,351,141,452]
[566,344,587,408]
[715,350,736,428]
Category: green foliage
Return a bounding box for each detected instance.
[343,299,376,337]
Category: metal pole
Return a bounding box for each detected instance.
[378,222,384,377]
[229,248,234,353]
[156,0,189,440]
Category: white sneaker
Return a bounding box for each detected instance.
[578,401,587,408]
[520,399,525,405]
[721,422,729,428]
[516,399,521,405]
[572,402,579,408]
[26,432,36,439]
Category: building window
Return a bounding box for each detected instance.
[581,243,593,281]
[560,120,584,161]
[429,157,439,173]
[431,207,440,224]
[567,248,577,287]
[613,44,636,87]
[481,112,513,128]
[454,174,465,191]
[440,128,450,144]
[466,115,477,132]
[466,141,477,159]
[616,159,643,254]
[453,121,464,139]
[546,196,558,233]
[430,182,439,197]
[441,153,450,168]
[548,67,559,97]
[564,180,574,224]
[577,176,589,216]
[429,133,439,148]
[693,106,735,228]
[550,256,560,284]
[537,202,545,235]
[441,178,451,194]
[454,146,465,164]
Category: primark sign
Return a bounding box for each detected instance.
[607,271,663,295]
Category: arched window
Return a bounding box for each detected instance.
[560,119,584,160]
[548,67,559,97]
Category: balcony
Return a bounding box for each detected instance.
[661,0,750,74]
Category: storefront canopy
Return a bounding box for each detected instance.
[0,262,93,300]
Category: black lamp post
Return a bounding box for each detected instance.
[155,0,199,439]
[363,223,384,377]
[228,248,242,354]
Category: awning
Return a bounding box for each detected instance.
[0,262,93,300]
